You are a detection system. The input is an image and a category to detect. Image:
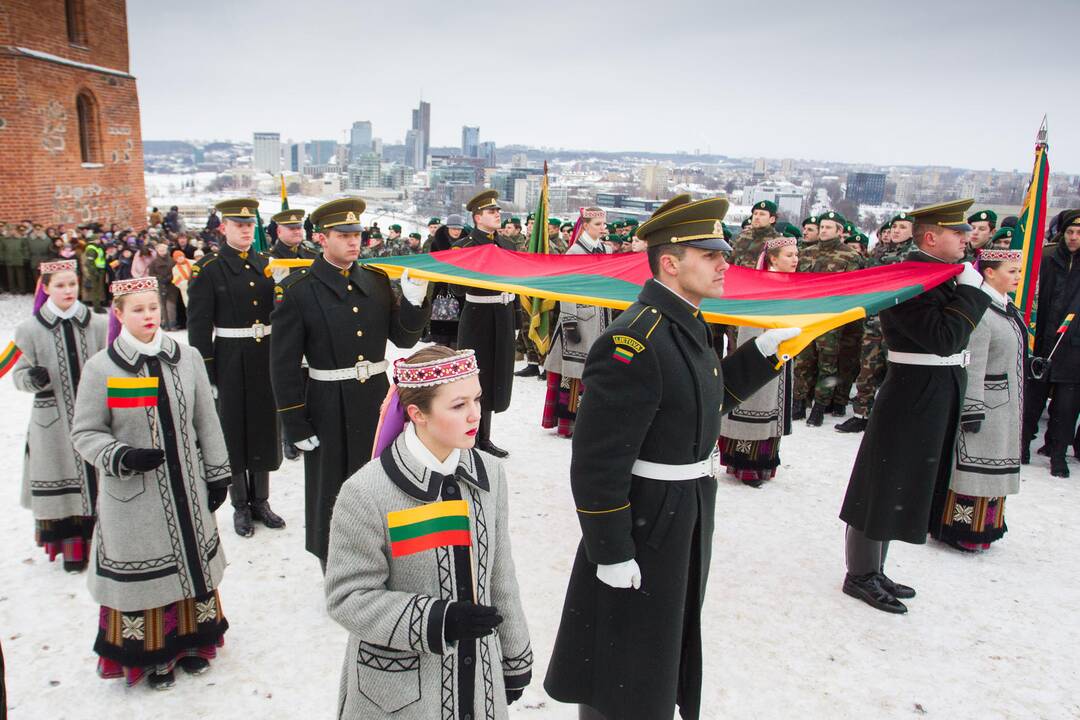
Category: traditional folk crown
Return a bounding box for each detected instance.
[977,248,1022,262]
[394,350,479,388]
[39,259,78,275]
[765,236,798,252]
[580,207,607,220]
[110,277,159,298]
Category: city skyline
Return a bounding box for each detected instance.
[128,0,1080,174]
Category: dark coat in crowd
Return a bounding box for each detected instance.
[1032,241,1080,384]
[839,250,992,544]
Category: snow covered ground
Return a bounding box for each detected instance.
[1,292,1078,719]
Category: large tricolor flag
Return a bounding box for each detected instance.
[1013,117,1050,349]
[387,500,471,558]
[328,246,964,360]
[523,162,557,356]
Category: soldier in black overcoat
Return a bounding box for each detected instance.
[188,198,284,538]
[839,199,992,614]
[544,196,800,720]
[453,189,518,457]
[269,197,430,568]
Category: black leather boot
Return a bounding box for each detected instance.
[842,572,907,614]
[251,500,286,529]
[233,506,255,537]
[806,403,826,427]
[1051,455,1070,478]
[835,416,868,433]
[514,364,539,378]
[791,399,806,421]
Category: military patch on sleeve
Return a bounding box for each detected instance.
[191,264,201,277]
[274,285,284,304]
[611,334,644,364]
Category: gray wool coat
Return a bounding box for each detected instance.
[951,291,1026,497]
[544,239,612,379]
[325,433,533,720]
[719,325,789,441]
[71,333,232,612]
[13,302,107,519]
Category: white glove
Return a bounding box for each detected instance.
[211,385,219,400]
[956,261,983,288]
[596,559,641,589]
[754,327,802,357]
[399,269,429,306]
[294,436,320,452]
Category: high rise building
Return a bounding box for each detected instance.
[253,132,281,174]
[462,126,480,157]
[640,165,670,198]
[511,153,529,168]
[406,100,431,169]
[846,172,886,204]
[350,121,372,161]
[287,142,306,172]
[306,139,337,166]
[479,141,497,168]
[348,153,381,190]
[404,129,421,170]
[371,137,383,158]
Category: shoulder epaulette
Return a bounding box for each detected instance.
[361,264,389,278]
[624,305,665,339]
[277,267,310,289]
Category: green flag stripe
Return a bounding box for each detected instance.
[106,387,158,398]
[388,515,470,542]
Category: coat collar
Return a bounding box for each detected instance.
[379,433,490,502]
[218,242,267,275]
[36,301,91,330]
[271,240,301,259]
[638,279,710,349]
[108,331,182,372]
[311,255,368,300]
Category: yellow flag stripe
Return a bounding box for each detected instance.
[387,499,469,528]
[106,377,159,389]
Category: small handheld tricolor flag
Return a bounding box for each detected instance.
[107,377,159,408]
[1057,314,1074,335]
[0,341,22,379]
[387,500,471,558]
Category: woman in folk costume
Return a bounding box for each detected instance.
[542,207,613,437]
[325,345,532,719]
[931,249,1026,551]
[11,259,107,571]
[718,236,798,487]
[71,277,232,690]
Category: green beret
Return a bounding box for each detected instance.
[802,215,820,228]
[606,223,615,233]
[310,197,366,232]
[626,218,640,227]
[612,220,626,229]
[753,200,778,215]
[500,219,509,228]
[992,227,1015,243]
[271,209,305,225]
[215,197,259,223]
[781,222,803,239]
[891,211,914,225]
[369,229,383,239]
[741,218,751,228]
[722,223,734,241]
[819,211,847,226]
[561,222,574,231]
[526,213,535,222]
[509,217,521,225]
[548,217,561,227]
[428,217,441,225]
[967,209,998,227]
[389,224,402,233]
[880,219,893,231]
[409,232,422,240]
[854,232,869,246]
[844,222,856,235]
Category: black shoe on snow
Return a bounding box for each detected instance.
[842,572,907,614]
[791,400,806,421]
[878,573,916,599]
[477,440,509,458]
[251,500,286,529]
[829,403,847,417]
[514,364,540,378]
[806,403,826,427]
[178,656,210,675]
[1037,444,1051,457]
[233,507,255,538]
[148,670,176,690]
[835,416,868,433]
[283,441,300,461]
[1051,458,1070,478]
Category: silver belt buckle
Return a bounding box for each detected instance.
[252,321,265,340]
[960,350,971,368]
[354,361,371,383]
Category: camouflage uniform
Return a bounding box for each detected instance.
[810,238,864,408]
[359,242,395,260]
[850,239,914,417]
[797,238,819,273]
[724,225,782,353]
[791,238,822,401]
[504,231,529,252]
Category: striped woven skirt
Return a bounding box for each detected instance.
[932,490,1007,550]
[35,516,94,572]
[718,435,782,480]
[95,589,229,685]
[541,372,583,438]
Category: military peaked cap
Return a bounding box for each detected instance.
[910,198,975,231]
[636,196,731,251]
[311,197,367,232]
[466,189,500,213]
[215,198,259,223]
[271,209,305,225]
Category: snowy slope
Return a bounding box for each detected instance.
[0,294,1077,720]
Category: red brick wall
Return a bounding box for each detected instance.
[0,0,146,229]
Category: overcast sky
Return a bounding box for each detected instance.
[128,0,1080,173]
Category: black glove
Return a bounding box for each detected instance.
[961,419,982,434]
[208,485,228,512]
[29,366,50,387]
[506,687,524,706]
[563,321,582,344]
[444,601,503,643]
[121,447,166,472]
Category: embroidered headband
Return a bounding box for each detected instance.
[765,237,798,252]
[110,277,159,298]
[393,349,479,387]
[580,207,607,220]
[977,248,1022,262]
[39,259,78,275]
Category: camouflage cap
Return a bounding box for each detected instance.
[310,197,367,232]
[271,209,305,225]
[636,196,731,251]
[909,198,975,231]
[215,198,259,223]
